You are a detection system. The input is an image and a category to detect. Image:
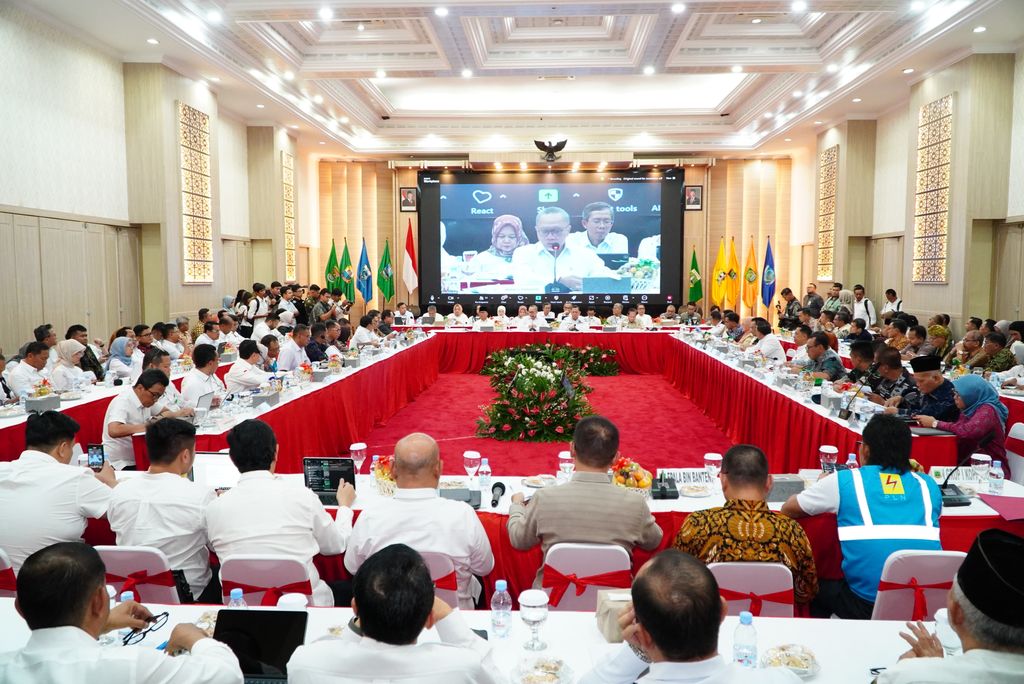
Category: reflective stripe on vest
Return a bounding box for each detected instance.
[836,469,939,543]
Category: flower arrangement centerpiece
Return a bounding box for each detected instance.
[297,361,314,383]
[373,454,397,496]
[480,343,618,378]
[327,356,342,374]
[31,379,53,398]
[611,456,653,498]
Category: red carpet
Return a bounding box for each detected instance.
[363,374,731,476]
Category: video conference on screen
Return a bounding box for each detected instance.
[417,170,683,310]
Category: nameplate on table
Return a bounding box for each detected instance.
[928,466,982,484]
[656,468,713,484]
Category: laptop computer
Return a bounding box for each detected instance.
[186,451,240,491]
[303,457,356,506]
[213,609,308,684]
[419,315,435,325]
[184,392,215,425]
[598,253,630,270]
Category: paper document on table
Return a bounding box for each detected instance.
[657,468,712,484]
[977,494,1024,521]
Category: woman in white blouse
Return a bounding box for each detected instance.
[105,337,136,380]
[465,214,529,281]
[49,339,95,391]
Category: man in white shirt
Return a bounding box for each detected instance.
[561,305,590,331]
[876,529,1024,684]
[786,325,813,366]
[345,433,494,610]
[140,349,194,419]
[181,344,225,407]
[0,542,242,683]
[418,304,440,325]
[881,288,903,322]
[447,303,470,325]
[605,302,627,327]
[637,234,661,262]
[565,202,629,254]
[852,284,878,327]
[749,318,787,365]
[7,342,49,397]
[350,315,381,349]
[512,207,617,292]
[205,420,356,607]
[581,550,799,684]
[107,418,219,602]
[556,301,573,321]
[278,324,312,371]
[0,412,115,571]
[471,308,495,331]
[193,321,221,349]
[541,302,557,320]
[245,282,270,331]
[102,369,175,470]
[636,304,654,328]
[510,305,531,330]
[277,287,299,319]
[251,310,283,343]
[580,306,602,328]
[224,340,271,394]
[289,543,496,684]
[394,302,413,325]
[218,316,246,348]
[151,323,182,360]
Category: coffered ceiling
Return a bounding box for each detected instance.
[20,0,1024,157]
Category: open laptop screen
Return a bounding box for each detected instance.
[213,609,308,680]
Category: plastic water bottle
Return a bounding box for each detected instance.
[989,461,1005,495]
[732,611,757,668]
[117,591,135,641]
[490,580,512,639]
[846,453,859,469]
[370,454,380,477]
[98,586,119,646]
[478,458,492,491]
[227,588,248,608]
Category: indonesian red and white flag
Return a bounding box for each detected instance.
[402,219,418,295]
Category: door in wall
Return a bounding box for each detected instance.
[993,224,1024,321]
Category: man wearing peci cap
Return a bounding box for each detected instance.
[884,355,960,423]
[877,529,1024,683]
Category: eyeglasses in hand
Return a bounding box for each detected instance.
[123,611,169,646]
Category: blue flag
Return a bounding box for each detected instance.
[357,239,373,302]
[761,237,776,309]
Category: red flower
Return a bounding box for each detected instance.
[488,427,496,433]
[555,426,565,434]
[502,424,512,431]
[528,429,537,436]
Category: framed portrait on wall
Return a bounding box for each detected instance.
[683,185,703,211]
[399,187,418,212]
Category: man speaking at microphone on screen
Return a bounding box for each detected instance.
[511,207,617,293]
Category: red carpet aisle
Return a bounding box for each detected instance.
[362,374,732,475]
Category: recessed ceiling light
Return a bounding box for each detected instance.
[731,65,743,73]
[643,65,655,76]
[283,70,295,81]
[973,26,986,33]
[548,164,552,169]
[249,68,261,78]
[461,68,473,78]
[357,23,365,31]
[902,67,915,74]
[814,120,823,124]
[206,10,222,23]
[519,162,527,170]
[340,116,350,124]
[376,69,387,79]
[671,3,686,14]
[784,138,792,142]
[751,18,762,24]
[319,141,326,145]
[792,90,803,97]
[208,76,220,82]
[791,1,808,11]
[256,104,265,109]
[852,97,862,103]
[763,112,774,118]
[290,124,298,129]
[910,1,926,11]
[826,63,839,73]
[313,94,324,104]
[146,38,159,45]
[434,7,449,17]
[318,7,334,21]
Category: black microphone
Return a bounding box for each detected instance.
[551,243,561,286]
[838,363,879,420]
[491,482,506,507]
[938,453,975,507]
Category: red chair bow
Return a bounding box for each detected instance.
[541,565,632,607]
[876,577,953,621]
[221,579,313,607]
[718,588,794,617]
[105,569,176,602]
[433,571,458,592]
[0,567,15,592]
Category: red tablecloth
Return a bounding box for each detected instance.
[169,362,232,390]
[0,395,116,460]
[664,339,959,472]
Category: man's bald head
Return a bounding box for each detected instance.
[393,433,441,487]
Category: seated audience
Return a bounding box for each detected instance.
[350,314,380,348]
[259,334,281,372]
[470,307,495,331]
[151,322,182,360]
[580,550,800,684]
[305,322,329,362]
[636,304,653,328]
[288,544,495,683]
[193,321,221,349]
[251,310,282,343]
[848,317,874,341]
[887,355,959,423]
[393,302,413,325]
[834,311,853,338]
[0,543,242,683]
[447,303,470,325]
[140,348,193,418]
[786,325,813,365]
[876,529,1024,684]
[916,374,1008,466]
[8,341,50,397]
[224,340,271,393]
[378,310,396,336]
[66,325,105,381]
[801,332,846,381]
[722,311,742,340]
[107,418,219,602]
[0,412,114,571]
[887,319,911,351]
[278,324,311,371]
[868,348,917,405]
[205,420,355,606]
[560,305,589,331]
[843,340,879,388]
[181,344,225,406]
[782,415,942,619]
[749,318,786,365]
[737,317,757,349]
[797,307,818,333]
[945,330,989,369]
[1008,320,1024,364]
[621,307,645,330]
[983,332,1017,373]
[101,369,175,470]
[605,302,627,328]
[49,339,95,391]
[673,445,818,605]
[707,309,725,335]
[928,325,951,358]
[418,304,440,324]
[901,325,934,360]
[345,433,494,610]
[818,310,837,334]
[507,416,662,587]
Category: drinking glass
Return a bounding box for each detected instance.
[703,453,723,483]
[557,450,573,480]
[970,453,992,485]
[350,442,367,474]
[818,445,839,474]
[463,450,482,487]
[519,589,549,651]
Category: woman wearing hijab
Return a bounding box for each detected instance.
[50,339,96,391]
[465,214,529,280]
[837,289,856,316]
[105,337,136,380]
[916,374,1008,466]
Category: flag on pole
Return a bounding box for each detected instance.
[324,239,340,292]
[377,240,395,302]
[710,238,727,308]
[338,239,355,303]
[726,237,741,310]
[687,247,703,303]
[357,239,373,302]
[761,237,777,309]
[742,240,758,312]
[402,219,418,295]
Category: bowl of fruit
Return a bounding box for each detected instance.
[611,456,653,499]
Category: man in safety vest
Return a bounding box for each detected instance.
[782,414,942,619]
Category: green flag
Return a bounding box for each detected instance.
[687,246,703,302]
[338,239,355,302]
[324,240,340,292]
[377,240,395,302]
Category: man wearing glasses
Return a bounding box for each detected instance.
[566,202,628,254]
[512,207,617,292]
[101,369,174,470]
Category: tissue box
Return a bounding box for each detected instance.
[767,473,806,502]
[311,369,331,382]
[25,395,60,413]
[251,392,280,408]
[595,590,633,643]
[342,357,361,368]
[220,352,237,363]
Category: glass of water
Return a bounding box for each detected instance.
[463,450,482,487]
[704,453,723,482]
[519,589,549,651]
[970,453,992,484]
[557,450,573,480]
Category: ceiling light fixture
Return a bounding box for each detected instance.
[902,67,915,74]
[519,162,527,170]
[376,69,387,78]
[256,104,265,109]
[208,76,220,82]
[910,1,926,11]
[643,65,655,76]
[731,65,743,73]
[973,26,986,33]
[319,141,326,145]
[751,18,762,24]
[249,68,261,78]
[791,1,808,11]
[313,94,324,104]
[671,3,686,14]
[784,137,792,142]
[206,10,222,23]
[548,164,552,169]
[461,68,473,78]
[357,23,365,31]
[792,90,803,97]
[340,116,350,123]
[283,70,295,81]
[826,63,839,73]
[763,112,774,118]
[146,38,159,45]
[318,7,334,21]
[494,162,502,169]
[852,97,862,103]
[290,124,298,129]
[814,120,823,124]
[434,7,449,17]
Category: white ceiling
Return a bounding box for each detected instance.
[17,0,1024,159]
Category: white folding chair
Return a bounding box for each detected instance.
[872,550,966,622]
[709,562,795,618]
[0,548,16,599]
[542,543,632,611]
[419,551,461,608]
[219,555,313,607]
[95,546,180,604]
[1006,423,1024,486]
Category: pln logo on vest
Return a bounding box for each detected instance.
[880,473,905,496]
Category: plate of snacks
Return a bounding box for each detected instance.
[761,644,820,679]
[522,475,559,489]
[515,656,572,684]
[680,483,713,498]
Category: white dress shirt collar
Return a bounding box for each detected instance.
[642,655,727,682]
[394,487,439,500]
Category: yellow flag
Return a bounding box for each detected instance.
[742,241,758,312]
[710,238,727,308]
[726,238,741,310]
